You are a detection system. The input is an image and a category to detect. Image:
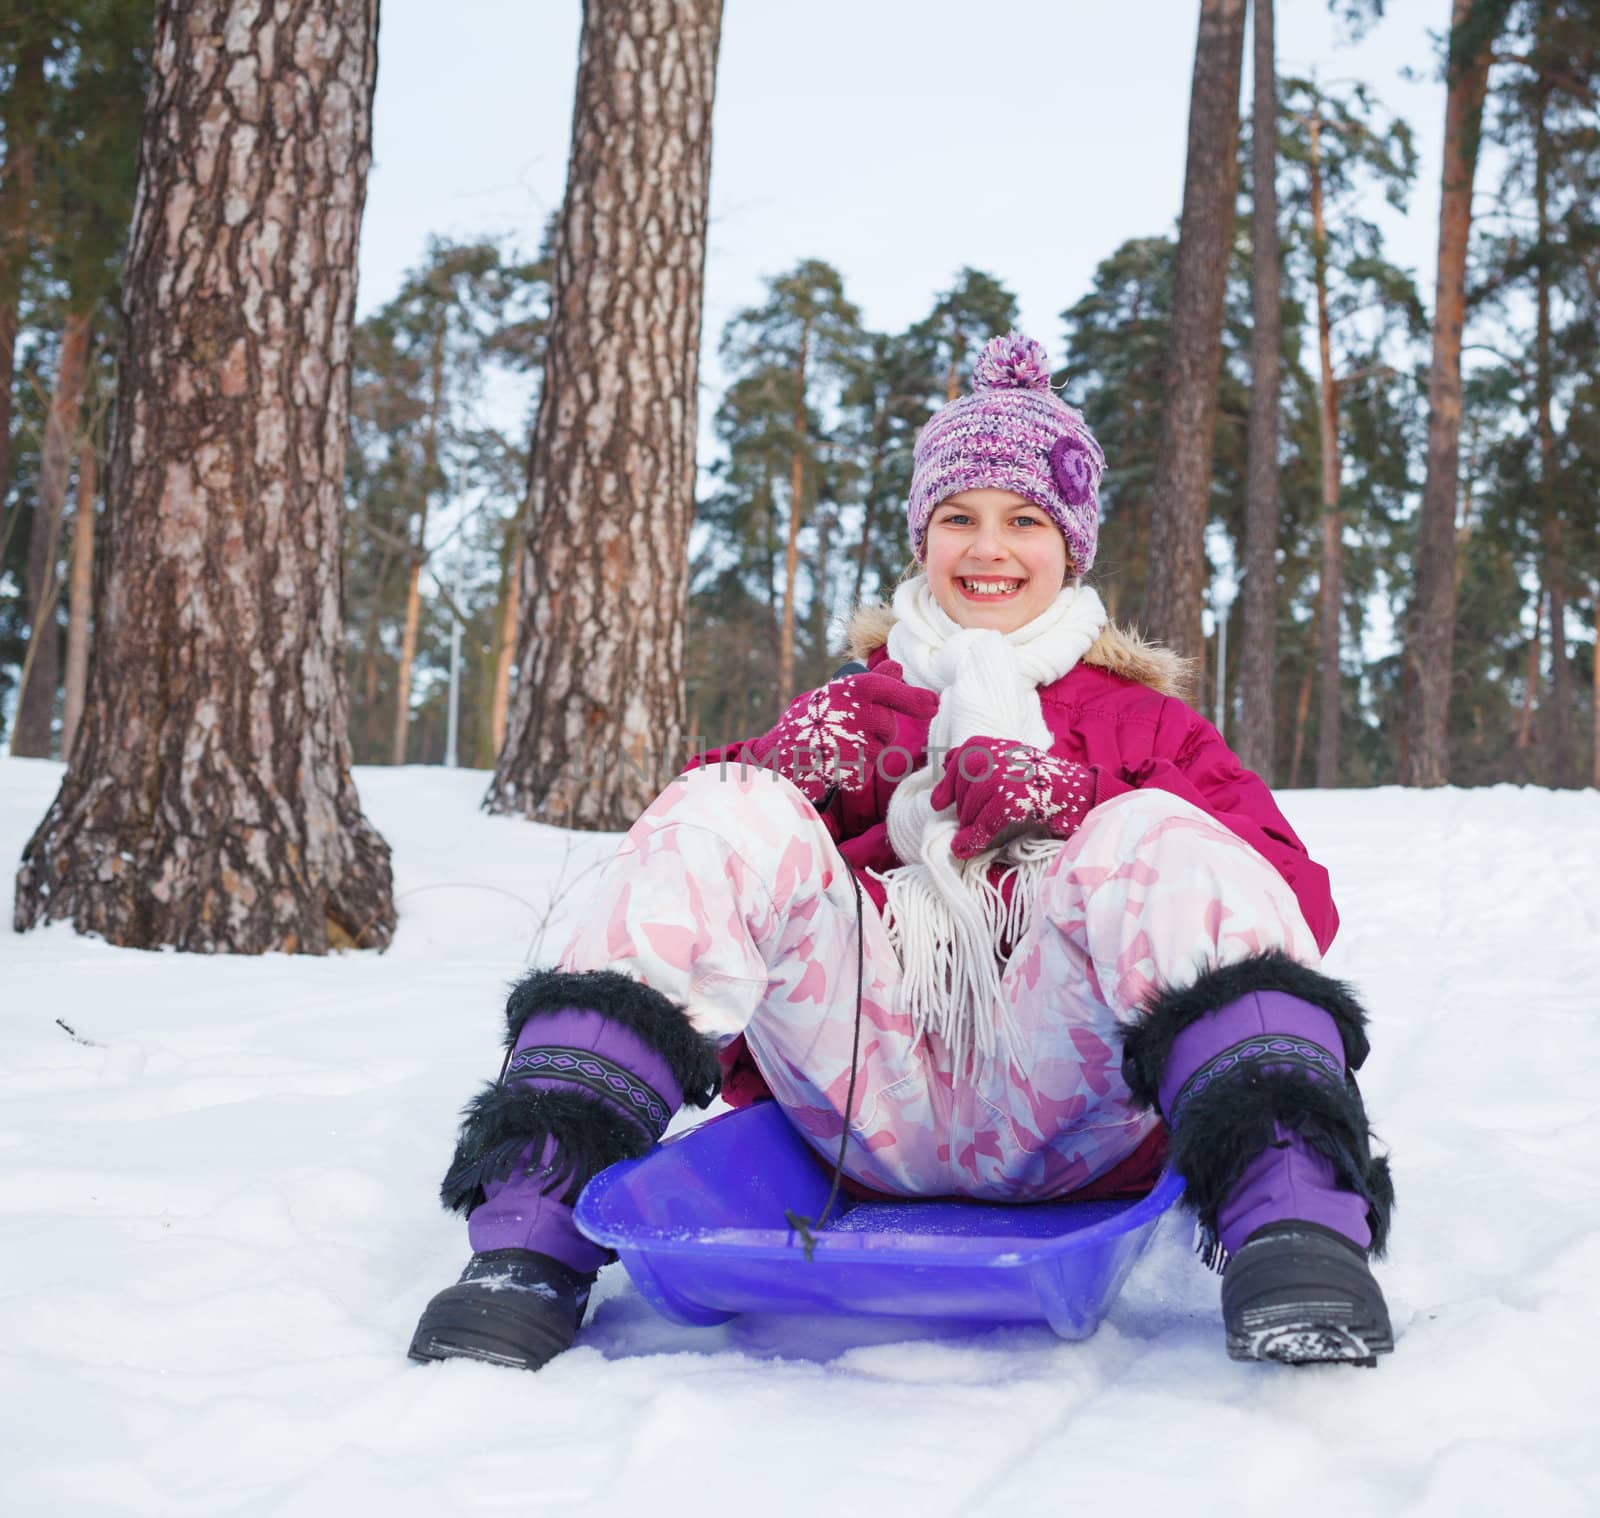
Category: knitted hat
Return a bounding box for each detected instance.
[906,331,1104,572]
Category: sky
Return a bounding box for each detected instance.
[358,0,1456,376]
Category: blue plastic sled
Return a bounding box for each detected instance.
[575,1101,1184,1341]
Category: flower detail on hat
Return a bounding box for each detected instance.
[1049,434,1098,508]
[972,331,1053,394]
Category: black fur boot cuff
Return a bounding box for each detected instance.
[438,1086,652,1217]
[1120,950,1372,1111]
[502,968,722,1108]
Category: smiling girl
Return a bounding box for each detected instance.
[412,333,1396,1373]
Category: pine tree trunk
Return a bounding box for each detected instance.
[778,324,810,703]
[1404,0,1497,786]
[11,307,93,757]
[1592,593,1599,790]
[485,0,722,830]
[1237,0,1281,782]
[1533,86,1572,788]
[764,466,778,633]
[390,319,445,765]
[1309,117,1344,790]
[1144,0,1247,664]
[14,0,394,954]
[392,557,424,765]
[1315,479,1343,788]
[351,550,393,763]
[62,441,98,758]
[1515,590,1540,758]
[0,39,46,558]
[1539,535,1570,783]
[853,421,888,610]
[809,499,832,681]
[362,644,381,755]
[1289,658,1314,788]
[489,517,520,762]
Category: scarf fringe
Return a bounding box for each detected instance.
[875,839,1060,1072]
[878,577,1106,1071]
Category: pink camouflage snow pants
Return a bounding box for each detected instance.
[559,768,1322,1202]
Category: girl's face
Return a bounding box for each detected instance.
[924,488,1071,634]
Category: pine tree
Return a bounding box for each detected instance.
[917,268,1020,401]
[839,328,940,607]
[0,25,48,556]
[1405,0,1510,786]
[14,0,394,954]
[1060,237,1179,629]
[344,237,549,768]
[486,0,723,829]
[1145,0,1248,664]
[716,259,864,703]
[1238,0,1283,780]
[1472,0,1600,787]
[5,1,146,756]
[1278,75,1421,785]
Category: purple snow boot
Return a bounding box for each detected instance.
[1121,952,1395,1366]
[409,969,720,1372]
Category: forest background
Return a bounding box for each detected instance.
[3,0,1597,826]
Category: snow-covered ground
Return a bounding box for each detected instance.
[2,756,1597,1517]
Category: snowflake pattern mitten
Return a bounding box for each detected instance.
[743,663,937,805]
[931,736,1100,858]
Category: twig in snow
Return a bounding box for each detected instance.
[524,836,607,965]
[55,1018,103,1047]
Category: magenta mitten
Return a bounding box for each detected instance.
[931,736,1100,859]
[743,663,938,804]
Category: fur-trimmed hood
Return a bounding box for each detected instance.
[844,601,1196,701]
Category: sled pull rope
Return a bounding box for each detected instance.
[786,867,867,1262]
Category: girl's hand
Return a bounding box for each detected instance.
[744,663,938,804]
[931,736,1099,858]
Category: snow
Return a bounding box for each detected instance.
[2,756,1597,1517]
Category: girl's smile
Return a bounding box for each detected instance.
[924,488,1071,634]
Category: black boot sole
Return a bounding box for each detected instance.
[1222,1223,1394,1367]
[408,1285,576,1371]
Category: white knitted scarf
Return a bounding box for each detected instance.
[879,575,1108,1069]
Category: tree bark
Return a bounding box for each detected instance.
[1514,589,1540,757]
[1309,116,1344,790]
[390,315,445,765]
[391,556,424,764]
[1237,0,1281,782]
[1532,82,1572,787]
[62,441,98,758]
[486,0,722,829]
[1289,656,1314,788]
[1592,593,1599,790]
[489,517,520,762]
[0,39,46,558]
[778,324,810,703]
[1144,0,1247,665]
[14,0,394,954]
[853,427,886,610]
[11,308,93,757]
[1404,0,1498,786]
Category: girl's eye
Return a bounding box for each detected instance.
[937,513,972,527]
[1012,516,1042,528]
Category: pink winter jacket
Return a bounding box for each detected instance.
[702,615,1338,958]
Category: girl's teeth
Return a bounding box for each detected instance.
[962,579,1020,595]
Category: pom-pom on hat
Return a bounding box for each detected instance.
[906,331,1104,572]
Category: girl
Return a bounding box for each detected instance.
[410,332,1394,1372]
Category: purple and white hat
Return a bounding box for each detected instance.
[906,331,1105,572]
